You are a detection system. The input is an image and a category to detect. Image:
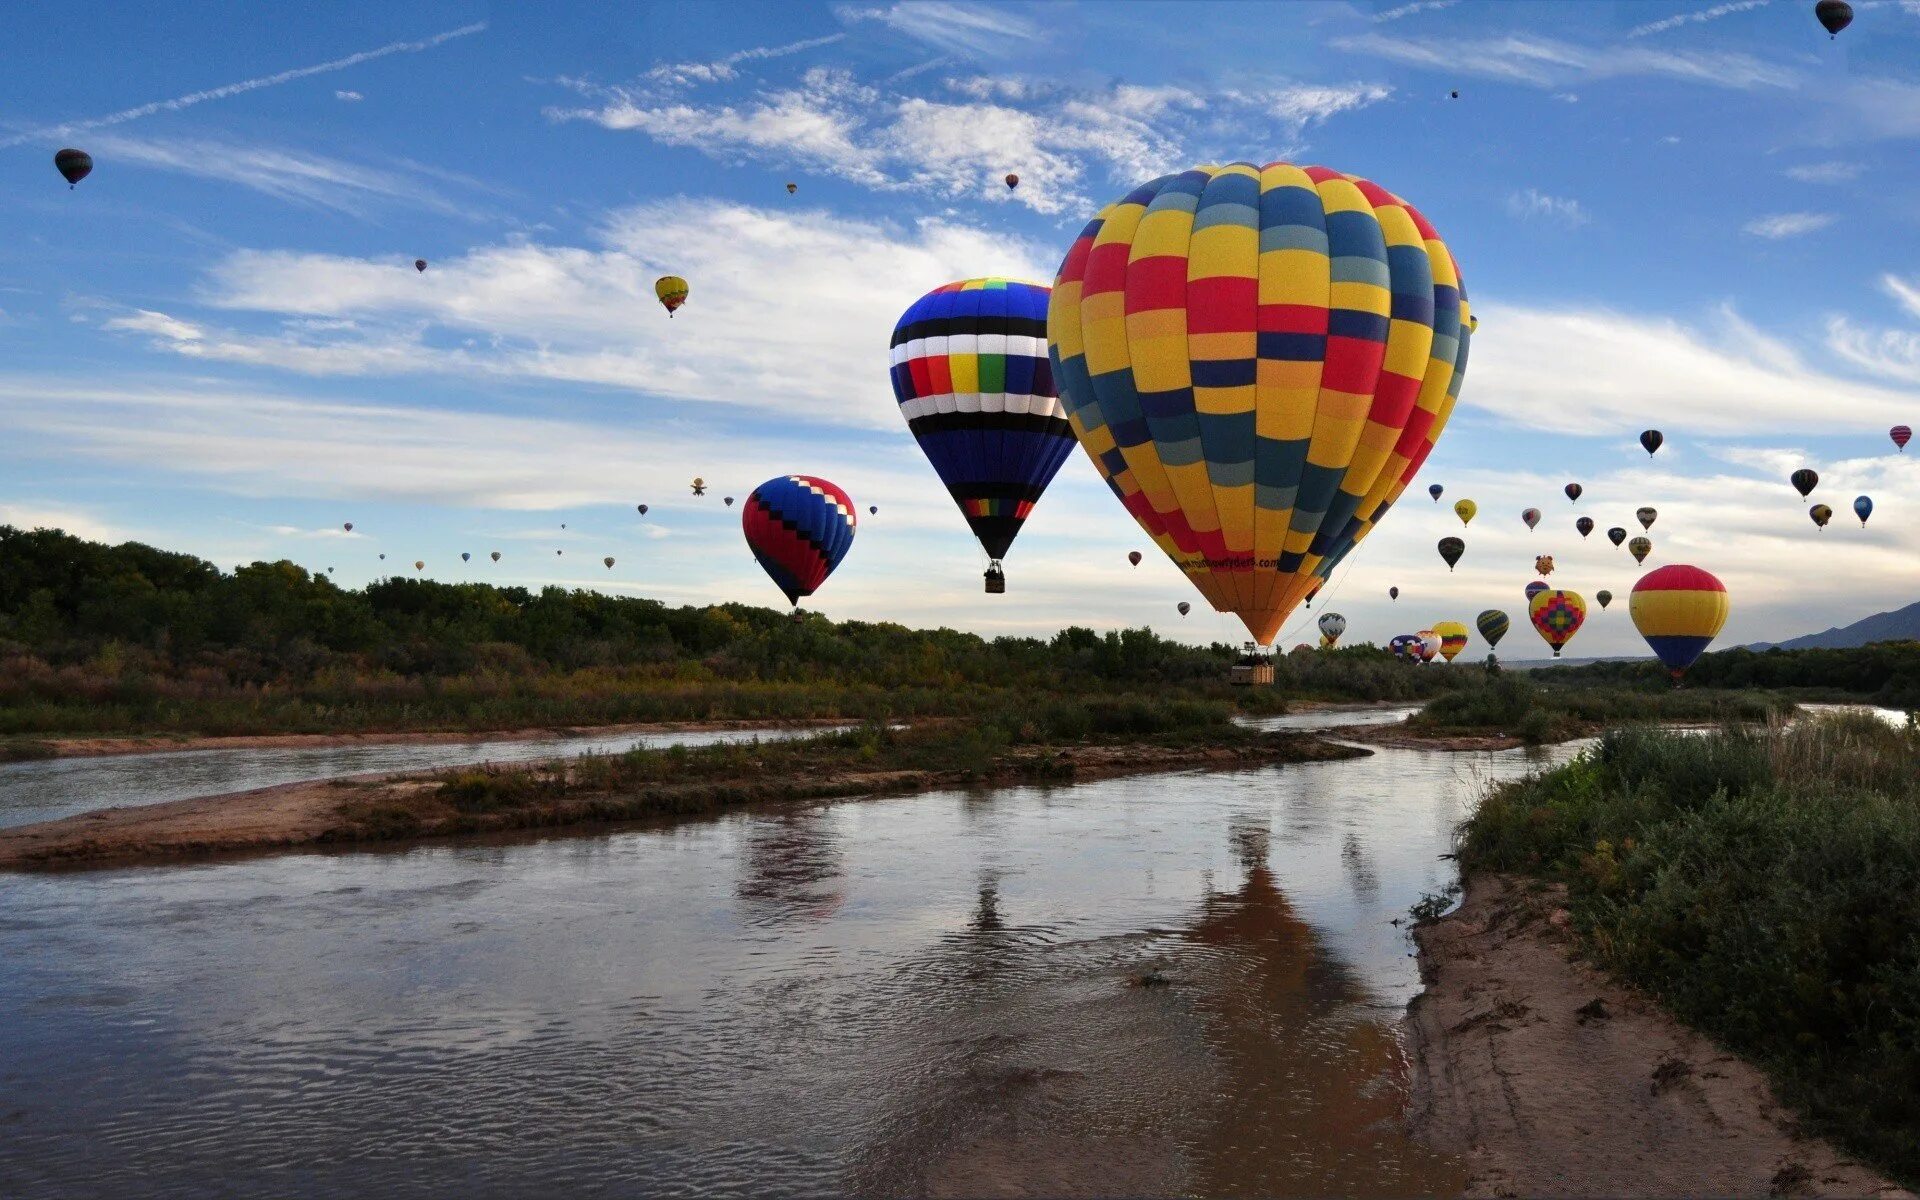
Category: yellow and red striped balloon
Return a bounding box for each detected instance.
[1629,565,1728,681]
[1048,162,1470,646]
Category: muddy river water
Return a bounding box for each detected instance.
[0,707,1583,1198]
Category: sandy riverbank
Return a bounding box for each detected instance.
[25,717,859,760]
[0,731,1363,871]
[1406,873,1909,1199]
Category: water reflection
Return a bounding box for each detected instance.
[0,725,1583,1199]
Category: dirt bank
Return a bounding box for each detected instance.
[29,717,857,759]
[1406,873,1910,1199]
[1329,719,1533,751]
[0,732,1363,871]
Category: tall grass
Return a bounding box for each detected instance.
[1411,674,1790,744]
[1461,714,1920,1183]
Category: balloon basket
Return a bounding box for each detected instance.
[984,563,1006,594]
[1229,643,1273,687]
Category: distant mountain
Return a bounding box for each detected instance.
[1752,601,1920,651]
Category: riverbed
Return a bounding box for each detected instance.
[0,705,1589,1198]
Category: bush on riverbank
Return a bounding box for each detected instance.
[1409,674,1787,744]
[1460,715,1920,1183]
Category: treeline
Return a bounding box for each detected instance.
[0,526,1465,737]
[1544,641,1920,707]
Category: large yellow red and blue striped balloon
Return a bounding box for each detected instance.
[1048,162,1470,646]
[742,475,857,606]
[1433,620,1469,662]
[1629,564,1728,681]
[1528,589,1586,658]
[890,279,1075,574]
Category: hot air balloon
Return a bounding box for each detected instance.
[1576,516,1593,538]
[1415,630,1441,663]
[1854,495,1873,526]
[343,522,353,532]
[1128,550,1143,567]
[1631,564,1729,682]
[1640,429,1663,456]
[1816,0,1853,38]
[1534,554,1555,575]
[415,259,427,273]
[1318,611,1346,645]
[1048,161,1473,648]
[379,554,386,560]
[1389,586,1400,601]
[1004,173,1019,189]
[1596,589,1613,610]
[1636,506,1657,531]
[1449,90,1460,99]
[637,504,649,516]
[655,275,689,316]
[1608,526,1628,547]
[490,551,501,562]
[414,560,425,571]
[892,279,1076,592]
[461,552,470,562]
[1791,468,1818,498]
[1522,508,1541,530]
[1629,536,1652,564]
[1525,580,1549,603]
[1178,601,1192,616]
[1429,484,1444,502]
[1433,620,1469,662]
[869,505,878,515]
[742,474,857,608]
[1892,425,1911,452]
[1476,609,1508,648]
[605,556,616,568]
[1389,634,1418,660]
[561,524,567,529]
[1529,589,1586,658]
[556,550,563,556]
[724,496,735,507]
[1810,503,1832,530]
[54,148,93,188]
[691,478,707,496]
[1438,536,1465,571]
[1454,499,1476,526]
[786,182,798,194]
[1564,482,1582,503]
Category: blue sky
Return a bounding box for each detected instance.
[5,0,1920,658]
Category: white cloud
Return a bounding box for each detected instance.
[550,70,1388,215]
[1465,302,1918,436]
[641,32,847,90]
[0,22,485,149]
[1784,160,1862,183]
[88,133,484,218]
[1505,187,1589,226]
[1626,0,1770,40]
[1741,211,1834,238]
[1335,31,1795,90]
[1372,0,1459,22]
[0,503,130,544]
[334,90,363,102]
[1825,276,1920,382]
[838,2,1044,57]
[104,200,1053,429]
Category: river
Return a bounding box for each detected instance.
[0,704,1594,1198]
[0,726,846,830]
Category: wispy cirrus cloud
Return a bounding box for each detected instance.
[0,22,485,149]
[1335,30,1795,90]
[641,32,848,90]
[1372,0,1459,22]
[1784,160,1862,183]
[1742,211,1834,238]
[1626,0,1770,40]
[1505,187,1589,226]
[837,2,1044,57]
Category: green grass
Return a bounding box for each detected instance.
[1409,674,1791,744]
[1460,714,1920,1184]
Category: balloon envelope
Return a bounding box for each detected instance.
[1525,580,1548,602]
[1892,425,1911,451]
[54,148,92,187]
[1564,483,1582,502]
[1415,630,1441,662]
[655,275,689,315]
[1608,526,1628,547]
[1596,589,1613,609]
[1178,601,1191,616]
[1389,586,1399,600]
[414,259,427,273]
[1433,620,1469,662]
[1318,611,1346,643]
[891,279,1075,566]
[742,475,857,605]
[1854,495,1873,525]
[1438,536,1465,570]
[1639,429,1663,455]
[1631,565,1728,680]
[1128,550,1143,566]
[1790,468,1818,498]
[1816,0,1853,37]
[1810,503,1832,529]
[1454,499,1476,526]
[1048,161,1472,647]
[1534,554,1554,575]
[1636,506,1657,530]
[1522,508,1541,530]
[1576,516,1593,538]
[490,551,500,562]
[1476,608,1508,647]
[1529,589,1586,658]
[1005,173,1019,188]
[1629,536,1652,564]
[1429,484,1444,501]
